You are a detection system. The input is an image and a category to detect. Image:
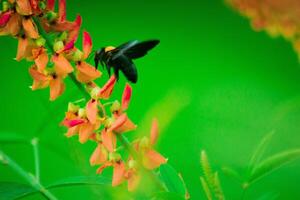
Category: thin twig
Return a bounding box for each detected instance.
[0,150,58,200]
[31,138,40,182]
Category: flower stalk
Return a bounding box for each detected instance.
[0,150,58,200]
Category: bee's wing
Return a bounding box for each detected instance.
[112,40,139,60]
[123,40,160,59]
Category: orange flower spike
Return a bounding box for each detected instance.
[83,31,92,59]
[90,143,108,166]
[22,18,39,39]
[86,99,98,124]
[16,0,32,16]
[121,83,132,111]
[52,54,74,77]
[49,77,65,101]
[98,75,117,99]
[58,0,66,22]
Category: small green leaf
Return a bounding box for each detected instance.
[212,172,224,200]
[221,166,242,183]
[159,164,187,198]
[249,149,300,184]
[46,176,111,189]
[247,131,274,177]
[200,177,212,200]
[0,182,36,200]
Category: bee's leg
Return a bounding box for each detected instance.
[113,67,119,81]
[106,65,111,77]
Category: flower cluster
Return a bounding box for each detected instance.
[227,0,300,56]
[1,0,167,191]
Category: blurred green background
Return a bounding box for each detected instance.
[1,0,300,199]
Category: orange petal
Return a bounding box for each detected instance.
[22,18,39,39]
[127,172,141,192]
[83,31,92,59]
[121,83,132,111]
[16,37,29,61]
[52,54,74,76]
[47,0,55,10]
[86,99,98,124]
[4,13,22,36]
[49,77,65,101]
[109,114,137,134]
[101,130,116,153]
[78,123,94,143]
[150,118,159,145]
[143,149,167,170]
[112,162,125,187]
[90,144,107,166]
[33,48,48,72]
[16,0,32,15]
[96,161,113,174]
[65,126,79,137]
[58,0,66,22]
[76,62,101,83]
[98,75,116,99]
[29,66,49,81]
[67,15,82,42]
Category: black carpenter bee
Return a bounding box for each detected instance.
[94,40,160,83]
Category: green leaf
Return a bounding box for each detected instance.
[249,149,300,184]
[159,164,187,198]
[151,192,186,200]
[0,182,36,200]
[212,172,224,200]
[221,166,242,183]
[200,177,212,200]
[247,131,274,177]
[46,176,111,189]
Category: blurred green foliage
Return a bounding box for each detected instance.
[1,0,300,199]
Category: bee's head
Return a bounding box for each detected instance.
[104,46,116,52]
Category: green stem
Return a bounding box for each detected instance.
[31,138,40,182]
[0,150,58,200]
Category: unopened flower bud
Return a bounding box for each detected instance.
[90,87,100,99]
[45,11,57,22]
[104,118,113,128]
[78,108,86,118]
[38,1,46,10]
[2,1,10,12]
[109,152,121,162]
[110,101,121,113]
[72,49,83,62]
[59,31,68,41]
[35,37,46,47]
[53,40,64,52]
[139,137,150,148]
[68,102,80,113]
[128,159,137,169]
